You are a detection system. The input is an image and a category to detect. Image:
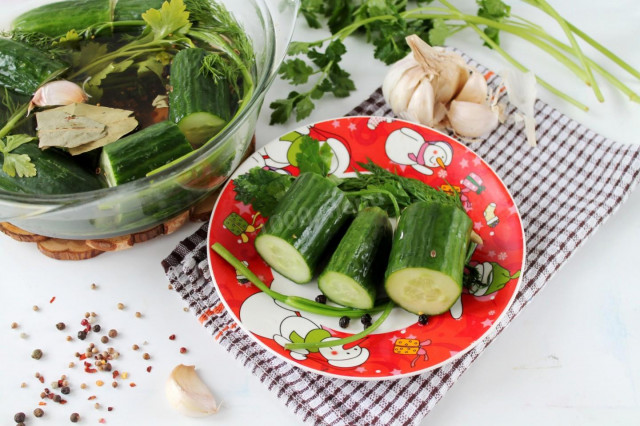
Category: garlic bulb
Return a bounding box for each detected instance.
[28,80,88,115]
[383,35,504,139]
[165,364,219,417]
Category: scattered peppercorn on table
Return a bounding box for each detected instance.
[1,1,640,425]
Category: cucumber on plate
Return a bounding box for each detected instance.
[318,206,392,309]
[100,120,193,186]
[254,172,353,284]
[169,48,236,148]
[0,142,103,194]
[385,200,472,315]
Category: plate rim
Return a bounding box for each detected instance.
[206,115,527,381]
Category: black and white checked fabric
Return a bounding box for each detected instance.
[162,55,640,425]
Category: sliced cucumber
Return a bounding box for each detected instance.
[168,48,235,147]
[254,172,353,284]
[385,201,472,315]
[100,121,192,186]
[318,207,392,309]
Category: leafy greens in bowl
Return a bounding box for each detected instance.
[0,0,299,239]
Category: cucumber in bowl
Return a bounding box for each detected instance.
[385,200,472,315]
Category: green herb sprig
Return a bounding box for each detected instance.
[271,0,640,124]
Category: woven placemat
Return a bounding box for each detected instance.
[162,54,640,425]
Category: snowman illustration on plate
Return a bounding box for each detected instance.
[239,292,370,369]
[385,127,453,175]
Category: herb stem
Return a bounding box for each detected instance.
[211,242,386,317]
[0,105,28,140]
[345,188,401,218]
[529,0,603,101]
[284,300,395,351]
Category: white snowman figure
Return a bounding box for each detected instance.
[385,127,453,175]
[239,292,370,368]
[261,126,351,175]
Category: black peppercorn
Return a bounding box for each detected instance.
[339,316,350,328]
[61,386,70,395]
[361,314,372,328]
[93,324,101,332]
[417,314,429,325]
[33,408,44,417]
[14,412,26,422]
[314,294,327,304]
[53,395,62,403]
[56,322,66,330]
[70,412,80,422]
[77,330,87,340]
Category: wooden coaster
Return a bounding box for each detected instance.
[0,137,255,260]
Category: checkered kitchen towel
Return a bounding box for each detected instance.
[162,55,640,425]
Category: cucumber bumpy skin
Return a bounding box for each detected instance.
[384,200,472,315]
[255,172,353,284]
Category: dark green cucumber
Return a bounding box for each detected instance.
[11,0,112,37]
[100,121,193,186]
[385,201,472,315]
[318,207,392,309]
[169,48,235,147]
[0,39,68,95]
[255,172,353,284]
[114,0,164,21]
[0,143,103,195]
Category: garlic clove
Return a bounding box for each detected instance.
[382,53,416,101]
[402,79,436,126]
[387,65,425,117]
[406,35,469,104]
[165,364,219,417]
[455,70,488,104]
[28,80,88,115]
[447,100,499,138]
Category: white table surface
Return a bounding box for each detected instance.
[2,1,640,425]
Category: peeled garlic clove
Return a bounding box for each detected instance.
[28,80,88,115]
[455,70,488,104]
[447,100,499,138]
[165,364,219,417]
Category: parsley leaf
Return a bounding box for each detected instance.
[142,0,192,40]
[476,0,511,46]
[279,58,315,85]
[0,134,37,178]
[296,135,332,176]
[233,168,295,217]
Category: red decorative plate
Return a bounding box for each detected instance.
[207,116,525,380]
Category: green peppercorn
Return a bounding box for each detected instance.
[31,349,43,360]
[33,407,44,417]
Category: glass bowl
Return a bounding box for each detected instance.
[0,0,299,239]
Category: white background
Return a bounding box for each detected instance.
[1,1,640,425]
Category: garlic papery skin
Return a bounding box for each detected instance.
[501,68,538,147]
[455,70,488,104]
[406,35,469,105]
[165,364,219,417]
[28,80,88,115]
[447,100,500,138]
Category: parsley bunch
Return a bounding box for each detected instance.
[270,0,640,124]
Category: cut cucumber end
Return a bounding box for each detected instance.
[385,268,461,315]
[99,151,117,187]
[318,271,375,310]
[255,234,312,284]
[177,112,227,148]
